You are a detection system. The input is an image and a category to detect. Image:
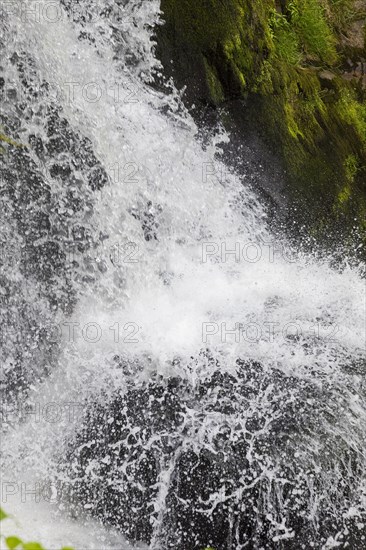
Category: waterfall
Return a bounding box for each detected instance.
[1,1,365,549]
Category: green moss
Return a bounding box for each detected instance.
[269,10,302,65]
[344,154,359,182]
[334,89,366,143]
[157,0,366,255]
[289,0,338,64]
[337,154,358,206]
[158,0,275,100]
[203,58,225,104]
[269,0,338,67]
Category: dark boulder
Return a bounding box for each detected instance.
[63,358,366,549]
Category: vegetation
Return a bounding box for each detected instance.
[0,507,215,550]
[157,0,366,257]
[0,508,73,550]
[0,126,25,152]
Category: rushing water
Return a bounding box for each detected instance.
[0,1,365,549]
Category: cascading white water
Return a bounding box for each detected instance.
[1,1,365,549]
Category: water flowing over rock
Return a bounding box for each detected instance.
[64,358,366,548]
[0,2,365,550]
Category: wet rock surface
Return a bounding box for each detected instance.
[0,35,109,401]
[1,4,365,549]
[64,358,366,549]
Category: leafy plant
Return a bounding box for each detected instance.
[269,9,302,65]
[290,0,338,64]
[270,1,338,66]
[0,127,25,153]
[0,508,9,521]
[0,508,74,550]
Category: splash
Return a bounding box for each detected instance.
[0,1,365,549]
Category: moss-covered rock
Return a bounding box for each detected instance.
[156,0,366,258]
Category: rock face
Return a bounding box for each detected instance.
[155,0,366,260]
[0,43,109,403]
[64,359,366,549]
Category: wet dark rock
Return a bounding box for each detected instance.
[0,42,111,403]
[130,200,162,242]
[28,134,45,157]
[87,165,109,191]
[49,162,73,180]
[63,359,366,549]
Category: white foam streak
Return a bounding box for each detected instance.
[1,0,365,547]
